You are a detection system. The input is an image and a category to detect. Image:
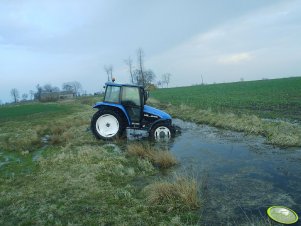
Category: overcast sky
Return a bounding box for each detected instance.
[1,0,301,103]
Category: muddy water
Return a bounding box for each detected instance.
[160,119,301,225]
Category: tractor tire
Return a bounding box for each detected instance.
[150,122,175,141]
[91,110,125,140]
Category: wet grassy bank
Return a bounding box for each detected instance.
[153,101,301,147]
[151,77,301,147]
[0,99,200,225]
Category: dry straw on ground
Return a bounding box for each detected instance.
[127,143,177,169]
[144,176,200,210]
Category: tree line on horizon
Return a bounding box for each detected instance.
[7,81,83,104]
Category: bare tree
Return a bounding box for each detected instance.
[43,84,60,92]
[157,81,162,88]
[62,81,82,96]
[162,73,171,88]
[200,74,204,85]
[35,84,42,101]
[104,65,113,82]
[137,48,145,87]
[130,48,156,87]
[62,83,74,92]
[43,84,52,92]
[29,90,35,100]
[133,69,155,87]
[71,81,82,96]
[22,93,28,101]
[10,88,20,103]
[124,57,134,84]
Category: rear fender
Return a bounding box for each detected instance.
[93,102,131,125]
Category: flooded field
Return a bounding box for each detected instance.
[1,119,300,225]
[163,119,301,225]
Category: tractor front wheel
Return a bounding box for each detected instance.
[150,123,175,141]
[91,110,124,140]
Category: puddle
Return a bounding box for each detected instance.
[0,151,21,168]
[161,119,301,225]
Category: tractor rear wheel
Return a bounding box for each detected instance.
[150,122,175,141]
[91,110,125,140]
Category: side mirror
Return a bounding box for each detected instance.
[144,91,149,103]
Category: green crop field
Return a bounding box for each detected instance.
[151,77,301,121]
[0,103,76,122]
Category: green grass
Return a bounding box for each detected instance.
[0,98,200,225]
[0,101,93,152]
[0,102,78,122]
[151,77,301,121]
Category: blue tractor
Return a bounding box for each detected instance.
[91,82,178,140]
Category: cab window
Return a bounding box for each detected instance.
[104,86,120,103]
[121,87,141,106]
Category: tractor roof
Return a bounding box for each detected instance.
[105,82,143,88]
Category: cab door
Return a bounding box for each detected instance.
[121,86,143,126]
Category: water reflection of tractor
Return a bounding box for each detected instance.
[91,82,179,140]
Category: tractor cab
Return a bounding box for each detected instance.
[91,82,178,140]
[104,83,146,126]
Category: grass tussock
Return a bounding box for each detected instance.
[144,176,200,210]
[127,143,177,169]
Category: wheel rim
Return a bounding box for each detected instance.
[96,114,119,138]
[154,126,171,140]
